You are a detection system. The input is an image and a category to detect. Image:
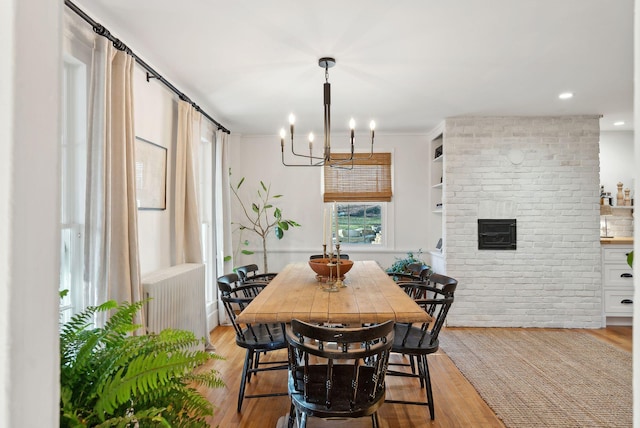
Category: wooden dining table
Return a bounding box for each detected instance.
[235,260,431,325]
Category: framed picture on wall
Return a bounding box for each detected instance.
[134,137,167,210]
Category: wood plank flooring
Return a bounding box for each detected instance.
[198,326,631,427]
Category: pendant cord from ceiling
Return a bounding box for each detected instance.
[64,0,231,134]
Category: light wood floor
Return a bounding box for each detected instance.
[198,325,631,428]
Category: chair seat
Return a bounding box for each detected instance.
[392,323,439,355]
[236,324,286,351]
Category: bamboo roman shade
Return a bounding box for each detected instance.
[323,153,392,202]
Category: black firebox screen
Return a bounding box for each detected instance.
[478,219,517,250]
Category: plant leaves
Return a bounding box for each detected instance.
[274,208,282,220]
[236,177,245,189]
[275,227,284,239]
[264,204,273,209]
[273,194,283,198]
[241,249,254,255]
[278,221,289,231]
[223,255,232,262]
[61,301,223,427]
[251,203,259,213]
[260,181,267,192]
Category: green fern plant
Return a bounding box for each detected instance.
[60,297,224,427]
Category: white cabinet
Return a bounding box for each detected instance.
[601,245,633,323]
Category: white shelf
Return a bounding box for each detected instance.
[429,127,445,274]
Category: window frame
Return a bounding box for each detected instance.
[331,202,388,247]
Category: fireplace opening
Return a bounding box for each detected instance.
[478,219,517,250]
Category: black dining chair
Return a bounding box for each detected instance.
[236,263,278,283]
[385,276,457,420]
[218,281,288,412]
[216,272,243,295]
[286,319,394,428]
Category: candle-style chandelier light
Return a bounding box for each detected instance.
[280,57,376,168]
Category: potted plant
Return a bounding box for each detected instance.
[229,170,300,273]
[386,249,428,274]
[59,293,224,427]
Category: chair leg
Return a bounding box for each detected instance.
[415,355,425,388]
[424,355,435,420]
[298,410,307,428]
[288,402,296,428]
[248,351,260,382]
[237,349,253,412]
[409,354,416,375]
[371,411,380,428]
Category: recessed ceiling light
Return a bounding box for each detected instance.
[613,121,625,126]
[558,92,573,100]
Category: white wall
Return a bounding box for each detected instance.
[133,67,176,275]
[0,0,61,425]
[599,131,635,237]
[600,130,635,204]
[229,133,433,272]
[633,2,639,425]
[443,116,603,328]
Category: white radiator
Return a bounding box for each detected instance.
[142,263,207,351]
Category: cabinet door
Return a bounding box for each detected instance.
[603,264,634,286]
[604,288,634,315]
[603,247,633,263]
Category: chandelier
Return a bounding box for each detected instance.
[280,57,376,168]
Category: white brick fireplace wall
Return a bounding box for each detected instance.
[443,116,602,328]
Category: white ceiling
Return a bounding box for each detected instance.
[72,0,634,136]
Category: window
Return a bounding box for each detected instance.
[324,153,391,246]
[334,203,383,245]
[60,58,88,323]
[198,129,218,328]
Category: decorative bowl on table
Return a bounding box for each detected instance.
[308,258,354,281]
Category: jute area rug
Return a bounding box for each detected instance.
[439,328,632,428]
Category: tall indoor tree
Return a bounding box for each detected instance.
[229,170,300,273]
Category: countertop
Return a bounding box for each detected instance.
[600,237,634,245]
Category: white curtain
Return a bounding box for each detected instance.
[174,101,203,264]
[84,38,143,325]
[215,130,233,325]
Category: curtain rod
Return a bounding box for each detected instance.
[64,0,231,134]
